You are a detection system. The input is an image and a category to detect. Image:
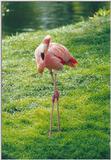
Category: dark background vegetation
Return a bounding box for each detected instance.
[2,1,109,36]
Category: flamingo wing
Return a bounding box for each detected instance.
[48,43,70,62]
[44,53,63,70]
[48,43,78,67]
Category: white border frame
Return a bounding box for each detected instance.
[0,1,110,160]
[0,1,1,160]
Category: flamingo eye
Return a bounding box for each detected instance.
[41,52,44,60]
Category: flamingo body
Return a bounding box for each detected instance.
[35,38,78,73]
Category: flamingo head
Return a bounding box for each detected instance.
[41,35,51,53]
[35,35,51,62]
[42,35,51,46]
[37,35,51,60]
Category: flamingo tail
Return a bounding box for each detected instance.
[67,56,78,67]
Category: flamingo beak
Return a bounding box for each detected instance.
[41,52,45,60]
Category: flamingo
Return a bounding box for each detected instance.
[34,35,78,136]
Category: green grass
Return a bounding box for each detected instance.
[2,11,110,159]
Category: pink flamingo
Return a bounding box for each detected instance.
[35,35,78,136]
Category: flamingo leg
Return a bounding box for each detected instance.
[57,98,60,131]
[54,73,60,131]
[49,71,60,136]
[49,101,54,137]
[48,70,54,136]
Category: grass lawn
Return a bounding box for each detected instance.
[2,10,110,159]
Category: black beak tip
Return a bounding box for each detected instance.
[41,52,44,60]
